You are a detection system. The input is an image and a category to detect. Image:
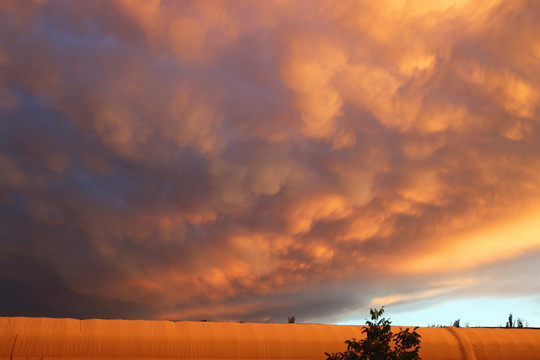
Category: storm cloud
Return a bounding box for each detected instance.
[1,0,540,324]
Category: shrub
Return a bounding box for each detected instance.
[325,307,421,360]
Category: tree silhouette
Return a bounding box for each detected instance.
[506,313,526,328]
[325,307,421,360]
[506,313,513,328]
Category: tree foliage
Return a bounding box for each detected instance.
[325,307,421,360]
[506,313,513,328]
[506,313,527,328]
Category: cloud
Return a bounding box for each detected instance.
[1,0,540,323]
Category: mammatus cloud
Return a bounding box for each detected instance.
[1,0,539,323]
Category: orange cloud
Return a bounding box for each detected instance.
[1,0,540,323]
[401,207,540,273]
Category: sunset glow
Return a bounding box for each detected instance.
[1,0,539,326]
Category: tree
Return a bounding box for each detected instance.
[288,316,296,324]
[452,319,460,328]
[325,307,421,360]
[506,313,513,328]
[506,313,527,328]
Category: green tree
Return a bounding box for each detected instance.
[325,307,421,360]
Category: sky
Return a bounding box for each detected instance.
[1,0,539,327]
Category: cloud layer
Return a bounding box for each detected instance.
[1,0,540,323]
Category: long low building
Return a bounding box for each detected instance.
[1,317,539,359]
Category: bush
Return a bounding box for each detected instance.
[325,307,421,360]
